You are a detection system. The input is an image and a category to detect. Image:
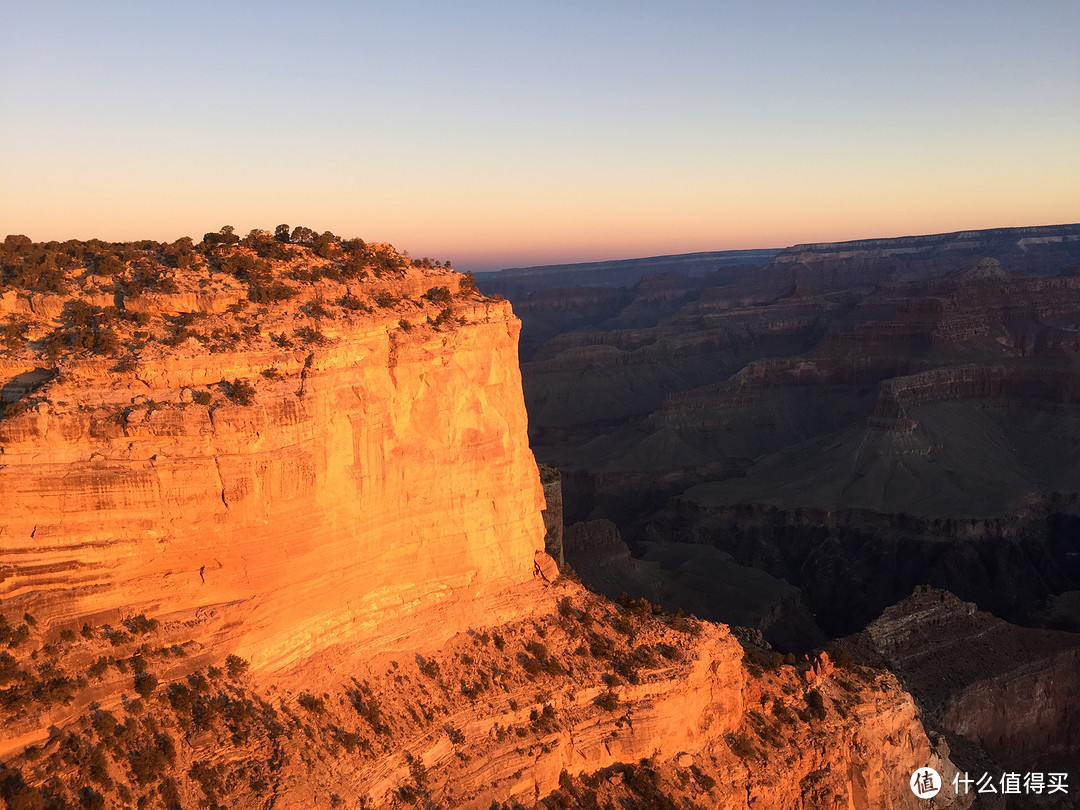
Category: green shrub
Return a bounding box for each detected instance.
[7,624,30,648]
[690,764,716,791]
[348,685,386,733]
[373,291,398,308]
[225,655,249,679]
[596,691,619,711]
[0,653,20,685]
[294,325,326,345]
[103,626,132,647]
[726,732,755,759]
[1,316,28,350]
[423,286,452,305]
[416,655,441,680]
[338,293,371,312]
[248,281,297,304]
[444,723,465,745]
[133,672,158,698]
[227,378,256,405]
[805,688,826,720]
[123,614,159,635]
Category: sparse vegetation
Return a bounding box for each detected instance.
[226,378,256,405]
[423,286,453,306]
[374,291,398,308]
[226,655,249,679]
[122,614,158,635]
[0,584,867,808]
[0,229,467,375]
[595,690,619,711]
[297,692,325,714]
[805,688,826,720]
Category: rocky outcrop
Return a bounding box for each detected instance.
[0,233,982,809]
[538,464,564,567]
[0,583,969,809]
[0,249,545,672]
[850,588,1080,775]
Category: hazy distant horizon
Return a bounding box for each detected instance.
[8,219,1080,275]
[3,2,1078,272]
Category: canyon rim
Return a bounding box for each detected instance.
[0,227,985,808]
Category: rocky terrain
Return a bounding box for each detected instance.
[505,226,1080,806]
[515,226,1080,634]
[0,229,971,808]
[0,229,543,672]
[847,588,1080,809]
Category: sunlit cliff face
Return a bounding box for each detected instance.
[0,230,969,809]
[0,229,546,668]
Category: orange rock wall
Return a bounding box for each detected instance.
[0,302,545,669]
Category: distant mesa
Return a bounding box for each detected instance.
[946,256,1010,280]
[474,247,782,301]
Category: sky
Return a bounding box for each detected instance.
[2,2,1078,271]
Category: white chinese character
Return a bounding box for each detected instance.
[1025,773,1045,794]
[1048,773,1069,794]
[1000,773,1021,794]
[953,772,973,795]
[976,772,997,793]
[910,768,941,798]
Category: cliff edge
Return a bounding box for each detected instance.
[0,229,969,808]
[0,229,546,670]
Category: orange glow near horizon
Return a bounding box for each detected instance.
[5,152,1078,271]
[2,3,1077,271]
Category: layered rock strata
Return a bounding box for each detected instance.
[0,583,969,809]
[0,241,545,671]
[0,233,975,808]
[850,588,1080,779]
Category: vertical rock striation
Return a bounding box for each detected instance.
[0,296,545,669]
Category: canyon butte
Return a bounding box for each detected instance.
[0,224,1061,808]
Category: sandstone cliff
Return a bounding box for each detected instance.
[0,247,544,674]
[850,589,1080,773]
[0,581,969,809]
[0,231,971,809]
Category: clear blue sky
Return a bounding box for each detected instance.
[2,1,1078,270]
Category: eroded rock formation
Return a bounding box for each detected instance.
[0,231,973,808]
[0,275,544,673]
[849,588,1080,782]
